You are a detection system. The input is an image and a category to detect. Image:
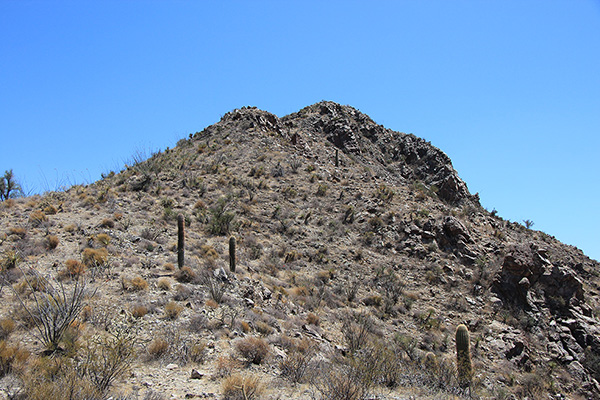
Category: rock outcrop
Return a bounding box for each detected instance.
[282,101,477,205]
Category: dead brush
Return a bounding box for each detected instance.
[221,373,264,400]
[279,338,317,384]
[234,336,270,365]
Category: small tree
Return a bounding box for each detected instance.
[0,170,23,201]
[523,219,534,229]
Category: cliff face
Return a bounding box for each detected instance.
[1,101,598,399]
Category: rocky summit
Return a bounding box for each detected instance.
[0,101,599,400]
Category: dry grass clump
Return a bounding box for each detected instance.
[175,266,196,283]
[43,204,58,215]
[189,341,207,364]
[130,276,149,291]
[164,262,175,271]
[82,247,108,268]
[1,249,21,271]
[148,338,169,359]
[306,312,320,326]
[157,277,172,291]
[221,373,264,400]
[8,226,27,238]
[131,304,149,318]
[58,259,85,280]
[255,320,273,335]
[199,244,219,260]
[64,223,77,233]
[213,355,241,380]
[0,340,30,377]
[29,210,47,226]
[164,301,183,320]
[95,233,111,246]
[99,218,115,228]
[45,235,60,250]
[235,337,270,365]
[0,318,16,340]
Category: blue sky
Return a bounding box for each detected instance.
[1,1,599,261]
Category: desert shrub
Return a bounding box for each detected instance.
[190,341,207,364]
[20,356,101,400]
[62,259,85,279]
[143,390,167,400]
[0,318,15,340]
[240,321,251,333]
[306,312,320,326]
[0,340,29,377]
[280,339,317,384]
[141,226,163,241]
[130,276,149,291]
[12,275,92,353]
[157,277,171,291]
[201,270,227,303]
[164,301,183,320]
[316,183,328,196]
[146,328,201,365]
[188,313,209,332]
[29,210,48,227]
[255,320,273,336]
[99,218,115,228]
[0,249,21,271]
[175,266,196,283]
[342,312,375,355]
[174,284,193,301]
[221,373,264,400]
[79,322,138,394]
[312,361,371,400]
[0,171,23,200]
[164,262,175,271]
[95,233,111,246]
[235,337,269,365]
[45,235,59,250]
[148,338,169,359]
[82,247,108,268]
[8,226,27,238]
[208,196,235,235]
[131,304,148,318]
[199,244,219,260]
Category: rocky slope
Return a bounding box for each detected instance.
[0,101,598,400]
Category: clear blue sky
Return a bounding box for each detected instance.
[1,1,599,261]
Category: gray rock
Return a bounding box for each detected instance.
[190,369,203,379]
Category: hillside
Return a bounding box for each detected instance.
[1,101,599,400]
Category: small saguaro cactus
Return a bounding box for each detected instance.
[229,236,236,273]
[335,148,339,167]
[456,324,473,387]
[177,214,185,269]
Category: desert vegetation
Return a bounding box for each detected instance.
[0,102,598,399]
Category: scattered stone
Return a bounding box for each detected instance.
[190,369,203,379]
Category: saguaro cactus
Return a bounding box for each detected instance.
[229,236,236,272]
[177,214,185,269]
[456,324,473,387]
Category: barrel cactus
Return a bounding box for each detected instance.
[456,324,472,387]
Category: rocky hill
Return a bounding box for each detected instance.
[0,101,599,400]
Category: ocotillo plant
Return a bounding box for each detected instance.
[456,324,473,387]
[177,214,185,269]
[229,236,236,272]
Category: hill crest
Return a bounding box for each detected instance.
[0,101,599,399]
